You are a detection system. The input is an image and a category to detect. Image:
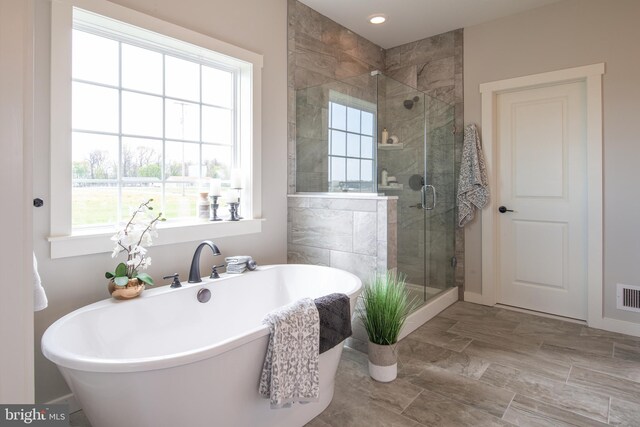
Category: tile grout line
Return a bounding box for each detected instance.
[400,389,423,416]
[506,393,610,426]
[565,364,573,385]
[501,392,516,420]
[611,342,616,358]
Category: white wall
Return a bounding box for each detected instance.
[0,0,35,403]
[33,0,287,403]
[464,0,640,323]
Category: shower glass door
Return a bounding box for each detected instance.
[377,74,456,307]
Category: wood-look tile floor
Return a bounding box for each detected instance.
[69,302,640,427]
[307,302,640,427]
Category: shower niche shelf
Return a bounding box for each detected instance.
[378,184,403,190]
[378,143,404,150]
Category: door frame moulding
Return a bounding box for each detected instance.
[466,63,637,337]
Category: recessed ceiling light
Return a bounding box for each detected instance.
[368,14,386,25]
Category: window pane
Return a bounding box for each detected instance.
[165,141,200,180]
[330,157,345,182]
[121,183,162,222]
[72,132,118,180]
[72,82,119,133]
[361,159,373,182]
[346,107,360,133]
[331,103,346,130]
[361,111,374,136]
[71,132,119,228]
[122,91,163,137]
[202,106,232,144]
[330,130,346,156]
[361,136,373,159]
[346,158,360,181]
[165,99,200,141]
[122,137,162,179]
[202,66,233,108]
[347,133,360,158]
[165,55,199,101]
[202,144,231,180]
[72,184,118,228]
[164,182,199,219]
[122,44,162,94]
[72,30,118,86]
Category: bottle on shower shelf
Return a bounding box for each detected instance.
[381,128,389,145]
[381,168,389,186]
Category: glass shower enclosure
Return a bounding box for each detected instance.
[295,71,456,309]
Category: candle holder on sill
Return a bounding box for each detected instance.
[233,188,243,220]
[209,195,222,221]
[228,202,240,221]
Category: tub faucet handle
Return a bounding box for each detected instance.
[210,264,225,279]
[163,273,181,288]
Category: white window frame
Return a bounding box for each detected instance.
[49,0,263,259]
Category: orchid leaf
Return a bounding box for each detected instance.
[114,276,129,287]
[135,273,154,285]
[115,262,128,277]
[105,272,115,279]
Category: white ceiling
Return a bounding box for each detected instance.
[298,0,563,49]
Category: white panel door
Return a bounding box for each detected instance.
[496,81,587,319]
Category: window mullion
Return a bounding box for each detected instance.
[117,40,123,223]
[161,53,166,214]
[199,64,203,182]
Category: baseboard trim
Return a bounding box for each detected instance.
[464,291,490,305]
[590,316,640,338]
[47,393,81,414]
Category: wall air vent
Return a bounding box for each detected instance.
[617,283,640,313]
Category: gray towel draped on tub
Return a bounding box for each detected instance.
[457,123,489,227]
[314,293,352,354]
[259,298,320,408]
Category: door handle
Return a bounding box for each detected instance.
[421,185,436,210]
[498,206,514,213]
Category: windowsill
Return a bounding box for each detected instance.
[48,218,264,259]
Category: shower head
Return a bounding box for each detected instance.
[403,96,420,110]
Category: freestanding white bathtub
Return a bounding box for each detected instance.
[42,264,362,427]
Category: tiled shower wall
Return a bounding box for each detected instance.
[287,195,397,283]
[288,0,464,293]
[287,0,384,193]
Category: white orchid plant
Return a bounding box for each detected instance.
[105,199,165,287]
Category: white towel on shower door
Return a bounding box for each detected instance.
[259,298,320,409]
[457,124,489,227]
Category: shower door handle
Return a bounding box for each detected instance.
[421,185,436,210]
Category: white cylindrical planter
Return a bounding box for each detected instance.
[367,341,397,382]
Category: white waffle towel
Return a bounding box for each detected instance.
[33,252,48,311]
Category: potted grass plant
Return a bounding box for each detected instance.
[357,270,414,382]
